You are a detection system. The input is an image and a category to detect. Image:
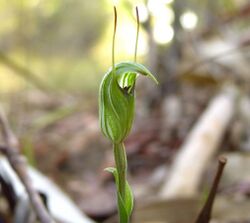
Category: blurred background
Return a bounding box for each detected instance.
[1,0,250,222]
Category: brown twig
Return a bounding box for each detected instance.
[0,108,55,223]
[195,156,227,223]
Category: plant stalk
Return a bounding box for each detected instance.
[134,6,139,63]
[112,6,117,77]
[113,142,127,200]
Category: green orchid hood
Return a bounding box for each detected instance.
[99,61,158,143]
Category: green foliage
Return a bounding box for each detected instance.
[105,167,134,223]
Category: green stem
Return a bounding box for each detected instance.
[134,6,139,63]
[113,142,127,202]
[112,6,117,77]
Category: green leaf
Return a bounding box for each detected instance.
[105,167,128,222]
[105,167,134,223]
[105,167,118,184]
[125,181,134,216]
[118,192,129,223]
[105,167,117,177]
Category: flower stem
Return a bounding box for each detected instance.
[134,6,139,63]
[113,142,127,200]
[112,6,117,77]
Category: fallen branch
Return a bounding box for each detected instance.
[0,107,55,223]
[160,86,237,198]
